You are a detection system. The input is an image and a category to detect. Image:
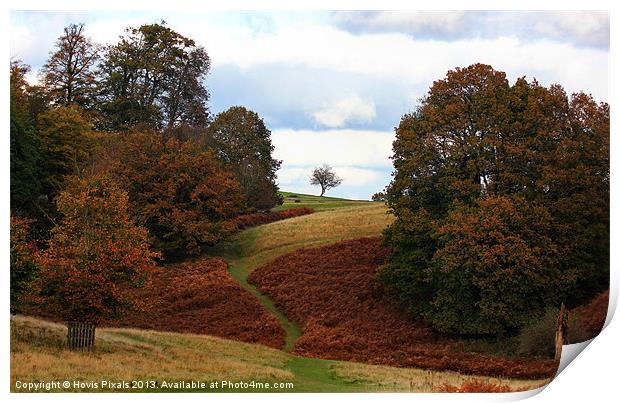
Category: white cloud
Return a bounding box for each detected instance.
[271,129,394,168]
[332,166,382,186]
[11,12,609,102]
[334,11,468,36]
[24,71,41,86]
[277,166,313,186]
[196,23,608,101]
[278,165,382,188]
[532,12,609,48]
[333,11,609,48]
[312,95,376,128]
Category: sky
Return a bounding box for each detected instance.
[10,10,610,200]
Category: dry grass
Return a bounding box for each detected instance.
[224,204,394,273]
[330,361,550,392]
[10,315,293,392]
[12,316,550,392]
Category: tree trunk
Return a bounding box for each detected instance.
[554,302,568,361]
[67,321,96,351]
[320,186,325,197]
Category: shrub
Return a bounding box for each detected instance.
[570,290,609,339]
[371,191,386,202]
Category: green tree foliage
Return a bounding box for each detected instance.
[37,105,95,197]
[10,61,42,212]
[35,176,159,324]
[99,22,211,131]
[10,216,38,314]
[206,106,282,210]
[381,64,609,335]
[107,132,245,257]
[41,23,100,109]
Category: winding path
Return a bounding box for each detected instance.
[227,262,301,350]
[213,203,392,351]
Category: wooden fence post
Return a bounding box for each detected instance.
[67,321,96,351]
[554,302,568,361]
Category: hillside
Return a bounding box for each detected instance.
[276,191,372,211]
[10,315,547,392]
[210,198,393,349]
[248,237,557,379]
[11,193,553,392]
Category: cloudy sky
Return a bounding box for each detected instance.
[10,10,609,200]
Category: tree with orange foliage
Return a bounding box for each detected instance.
[36,176,159,348]
[108,131,245,258]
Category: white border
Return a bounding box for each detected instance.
[3,1,616,402]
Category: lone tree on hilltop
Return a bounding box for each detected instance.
[310,164,342,196]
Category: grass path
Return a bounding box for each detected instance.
[209,200,394,351]
[206,199,400,389]
[227,264,301,350]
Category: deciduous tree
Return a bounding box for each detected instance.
[381,64,609,335]
[41,23,100,108]
[10,61,42,212]
[108,131,245,257]
[10,216,38,314]
[37,105,95,197]
[35,176,159,346]
[206,106,282,209]
[99,22,210,131]
[310,164,342,196]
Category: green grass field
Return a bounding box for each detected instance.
[276,191,372,211]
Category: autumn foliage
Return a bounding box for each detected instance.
[383,64,609,335]
[571,290,609,337]
[234,207,314,229]
[426,196,562,334]
[107,131,245,257]
[106,257,285,349]
[35,176,159,324]
[249,237,557,379]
